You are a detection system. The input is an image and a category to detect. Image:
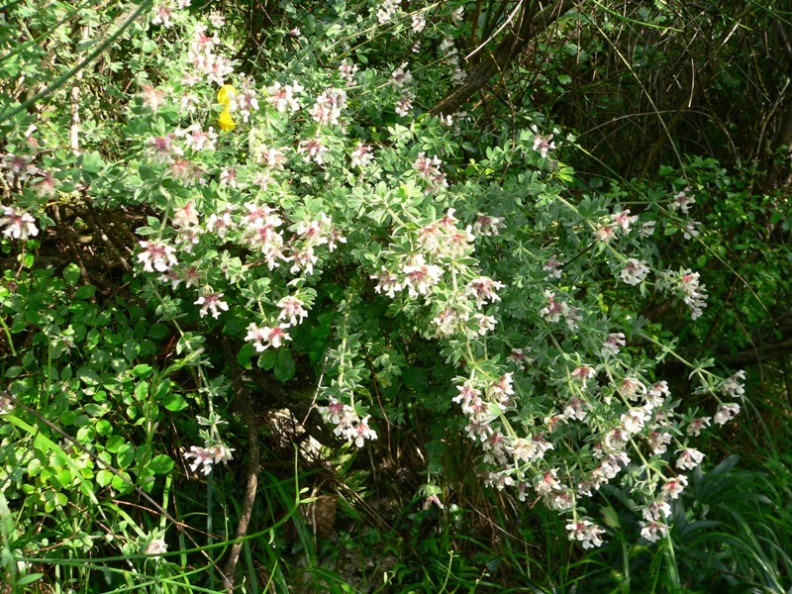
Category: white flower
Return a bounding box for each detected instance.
[620,259,650,286]
[565,519,606,549]
[195,292,229,319]
[144,537,168,556]
[714,402,740,425]
[532,132,556,158]
[640,521,669,543]
[245,323,292,351]
[1,207,39,241]
[676,448,705,470]
[402,254,443,298]
[720,370,746,398]
[371,267,402,298]
[137,240,177,273]
[184,445,214,475]
[277,295,308,326]
[661,475,688,500]
[466,276,505,308]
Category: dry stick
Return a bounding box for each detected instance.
[221,338,261,593]
[430,0,575,116]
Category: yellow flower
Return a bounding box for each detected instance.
[217,84,236,107]
[218,108,236,132]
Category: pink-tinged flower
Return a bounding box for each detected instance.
[686,416,711,436]
[371,267,402,298]
[604,430,629,452]
[391,62,413,88]
[184,445,214,475]
[261,146,287,168]
[534,469,562,495]
[640,521,669,543]
[423,494,444,510]
[277,295,308,326]
[508,347,534,369]
[309,88,346,126]
[640,220,657,237]
[1,207,39,241]
[33,170,58,197]
[151,1,175,27]
[683,220,701,239]
[642,500,672,521]
[290,246,319,276]
[602,332,626,356]
[619,377,646,400]
[648,430,672,455]
[621,407,649,434]
[206,210,235,238]
[414,152,448,189]
[144,537,168,556]
[245,323,292,351]
[671,188,695,214]
[612,209,638,232]
[298,138,328,165]
[350,142,373,168]
[466,276,505,308]
[267,81,304,112]
[544,255,563,279]
[220,167,239,188]
[137,240,177,273]
[661,474,688,499]
[432,307,466,337]
[470,313,496,336]
[565,519,605,549]
[564,397,589,421]
[676,448,705,470]
[720,370,746,398]
[714,402,740,425]
[411,13,426,33]
[539,289,568,323]
[488,373,514,404]
[207,11,224,27]
[139,84,167,111]
[395,92,413,117]
[593,224,616,242]
[351,415,377,447]
[208,443,234,464]
[146,134,181,162]
[532,132,556,158]
[472,214,505,237]
[173,201,199,229]
[572,365,596,384]
[195,292,229,319]
[620,259,650,286]
[338,59,358,86]
[646,381,670,407]
[402,254,443,298]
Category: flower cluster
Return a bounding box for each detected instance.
[318,397,378,447]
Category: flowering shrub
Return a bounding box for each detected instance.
[0,1,751,584]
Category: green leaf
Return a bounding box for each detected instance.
[131,364,153,378]
[77,367,100,386]
[75,285,96,300]
[402,366,429,391]
[16,573,44,586]
[161,393,187,412]
[96,469,113,487]
[274,349,296,382]
[5,366,23,378]
[148,454,175,475]
[80,151,105,174]
[237,342,256,370]
[63,262,81,286]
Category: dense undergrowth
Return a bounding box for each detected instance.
[1,1,791,593]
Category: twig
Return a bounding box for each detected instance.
[221,338,261,593]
